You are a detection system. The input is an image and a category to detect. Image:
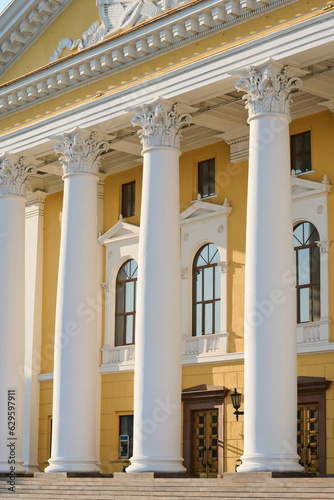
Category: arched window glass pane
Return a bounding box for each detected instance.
[115,259,138,346]
[294,222,320,324]
[192,244,221,336]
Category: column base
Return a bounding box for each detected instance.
[23,464,40,474]
[0,461,26,474]
[126,456,186,474]
[45,458,101,474]
[237,454,304,473]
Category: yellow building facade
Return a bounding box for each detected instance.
[0,0,333,479]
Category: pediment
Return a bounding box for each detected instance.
[0,0,100,82]
[99,219,139,245]
[180,199,232,225]
[291,174,331,200]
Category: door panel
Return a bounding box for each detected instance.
[297,403,319,475]
[192,409,219,477]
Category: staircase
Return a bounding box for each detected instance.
[0,472,334,499]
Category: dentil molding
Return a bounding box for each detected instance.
[52,127,110,177]
[235,60,302,120]
[131,97,193,150]
[0,154,36,197]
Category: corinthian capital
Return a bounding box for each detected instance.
[131,98,193,151]
[235,61,302,121]
[0,154,36,198]
[53,128,109,177]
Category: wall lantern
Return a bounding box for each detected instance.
[231,388,244,421]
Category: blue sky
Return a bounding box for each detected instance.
[0,0,12,14]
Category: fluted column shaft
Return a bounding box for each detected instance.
[0,155,35,473]
[46,129,108,473]
[127,98,191,473]
[236,62,304,472]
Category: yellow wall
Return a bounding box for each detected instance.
[38,381,53,471]
[100,372,134,474]
[41,191,63,374]
[104,165,143,232]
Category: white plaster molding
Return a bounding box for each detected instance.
[292,175,331,346]
[23,187,46,472]
[318,99,334,113]
[0,0,307,123]
[218,131,250,163]
[235,60,302,120]
[180,200,231,343]
[99,335,243,372]
[99,220,139,354]
[37,372,53,381]
[316,240,330,254]
[0,154,36,197]
[218,260,229,273]
[52,128,109,177]
[181,267,188,279]
[0,0,72,79]
[130,97,193,150]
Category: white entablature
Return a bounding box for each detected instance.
[0,0,306,119]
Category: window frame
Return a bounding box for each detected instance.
[294,222,320,324]
[115,259,138,346]
[198,158,215,199]
[118,414,134,460]
[291,131,311,175]
[122,181,136,218]
[192,243,221,336]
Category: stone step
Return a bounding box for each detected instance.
[1,476,334,500]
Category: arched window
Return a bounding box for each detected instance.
[192,243,221,336]
[294,222,320,324]
[115,259,138,346]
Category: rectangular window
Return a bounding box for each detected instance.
[198,159,215,198]
[119,415,133,459]
[122,181,135,218]
[291,132,311,174]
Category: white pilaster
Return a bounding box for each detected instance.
[95,173,106,469]
[45,129,108,473]
[235,61,304,472]
[126,98,192,473]
[22,190,47,473]
[0,154,36,473]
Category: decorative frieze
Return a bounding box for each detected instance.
[0,0,284,117]
[53,128,109,177]
[235,61,302,120]
[0,154,36,197]
[131,98,192,150]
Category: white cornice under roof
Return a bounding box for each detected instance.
[0,0,299,117]
[0,0,73,78]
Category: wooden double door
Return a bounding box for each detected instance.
[192,409,219,477]
[297,403,320,475]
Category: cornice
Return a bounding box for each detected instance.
[0,0,73,79]
[0,5,333,154]
[0,0,301,118]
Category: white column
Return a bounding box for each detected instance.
[126,98,192,473]
[45,129,108,473]
[235,61,304,472]
[22,190,47,473]
[0,154,36,473]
